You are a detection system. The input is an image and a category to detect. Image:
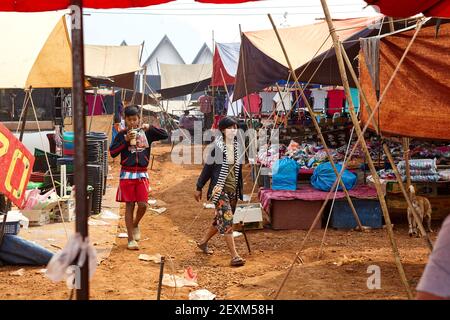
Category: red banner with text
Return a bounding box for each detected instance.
[0,123,35,209]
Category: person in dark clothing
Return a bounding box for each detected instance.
[194,117,246,267]
[109,105,168,250]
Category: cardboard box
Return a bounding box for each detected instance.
[21,209,51,226]
[233,203,263,224]
[52,200,75,222]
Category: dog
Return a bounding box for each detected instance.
[407,185,433,237]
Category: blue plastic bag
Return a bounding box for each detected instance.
[272,158,299,191]
[311,162,357,192]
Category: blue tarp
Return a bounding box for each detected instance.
[311,162,357,192]
[272,158,299,191]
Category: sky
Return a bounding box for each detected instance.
[83,0,378,64]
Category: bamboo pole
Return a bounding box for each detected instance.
[140,66,148,125]
[239,24,254,129]
[403,138,412,189]
[220,68,238,117]
[340,42,433,251]
[320,0,413,299]
[88,87,98,132]
[267,15,364,232]
[389,17,395,33]
[275,83,289,116]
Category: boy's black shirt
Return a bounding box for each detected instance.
[109,126,168,171]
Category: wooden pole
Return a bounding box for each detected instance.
[320,0,413,299]
[88,87,97,132]
[70,0,89,300]
[388,17,395,33]
[339,42,433,252]
[275,83,288,115]
[403,138,412,189]
[239,24,254,129]
[220,68,238,117]
[140,66,148,125]
[267,15,364,231]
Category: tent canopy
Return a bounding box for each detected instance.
[0,11,72,89]
[0,1,174,11]
[233,16,384,100]
[360,22,450,140]
[158,63,212,99]
[365,0,450,18]
[84,44,142,78]
[211,42,240,86]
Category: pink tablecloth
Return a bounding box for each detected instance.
[258,184,378,212]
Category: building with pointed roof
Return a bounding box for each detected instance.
[192,43,213,64]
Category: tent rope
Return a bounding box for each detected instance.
[28,90,69,239]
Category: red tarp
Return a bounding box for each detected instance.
[196,0,259,3]
[365,0,450,18]
[360,23,450,140]
[0,0,258,11]
[0,1,173,11]
[211,43,240,86]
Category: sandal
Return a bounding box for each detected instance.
[230,256,246,267]
[197,242,214,255]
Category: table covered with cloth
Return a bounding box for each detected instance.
[258,184,378,212]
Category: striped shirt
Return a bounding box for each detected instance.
[120,170,149,180]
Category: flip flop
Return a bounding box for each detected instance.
[197,242,214,255]
[230,256,246,267]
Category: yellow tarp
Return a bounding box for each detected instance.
[0,11,72,89]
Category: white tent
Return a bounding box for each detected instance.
[159,63,212,90]
[84,44,142,78]
[0,11,72,89]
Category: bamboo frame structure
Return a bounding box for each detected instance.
[320,0,413,299]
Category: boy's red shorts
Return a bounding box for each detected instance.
[116,178,149,203]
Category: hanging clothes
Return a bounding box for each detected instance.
[345,88,360,113]
[214,92,226,115]
[226,93,243,116]
[296,89,311,109]
[260,92,276,114]
[86,94,104,116]
[327,89,346,116]
[198,95,213,114]
[243,93,261,115]
[310,89,327,112]
[273,91,292,112]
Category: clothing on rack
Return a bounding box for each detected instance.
[86,94,104,116]
[198,95,213,114]
[260,92,276,114]
[327,89,346,116]
[310,89,327,112]
[296,89,312,109]
[243,93,261,115]
[273,91,292,112]
[345,88,360,113]
[226,93,243,116]
[214,92,227,115]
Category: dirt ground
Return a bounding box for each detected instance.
[0,144,439,300]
